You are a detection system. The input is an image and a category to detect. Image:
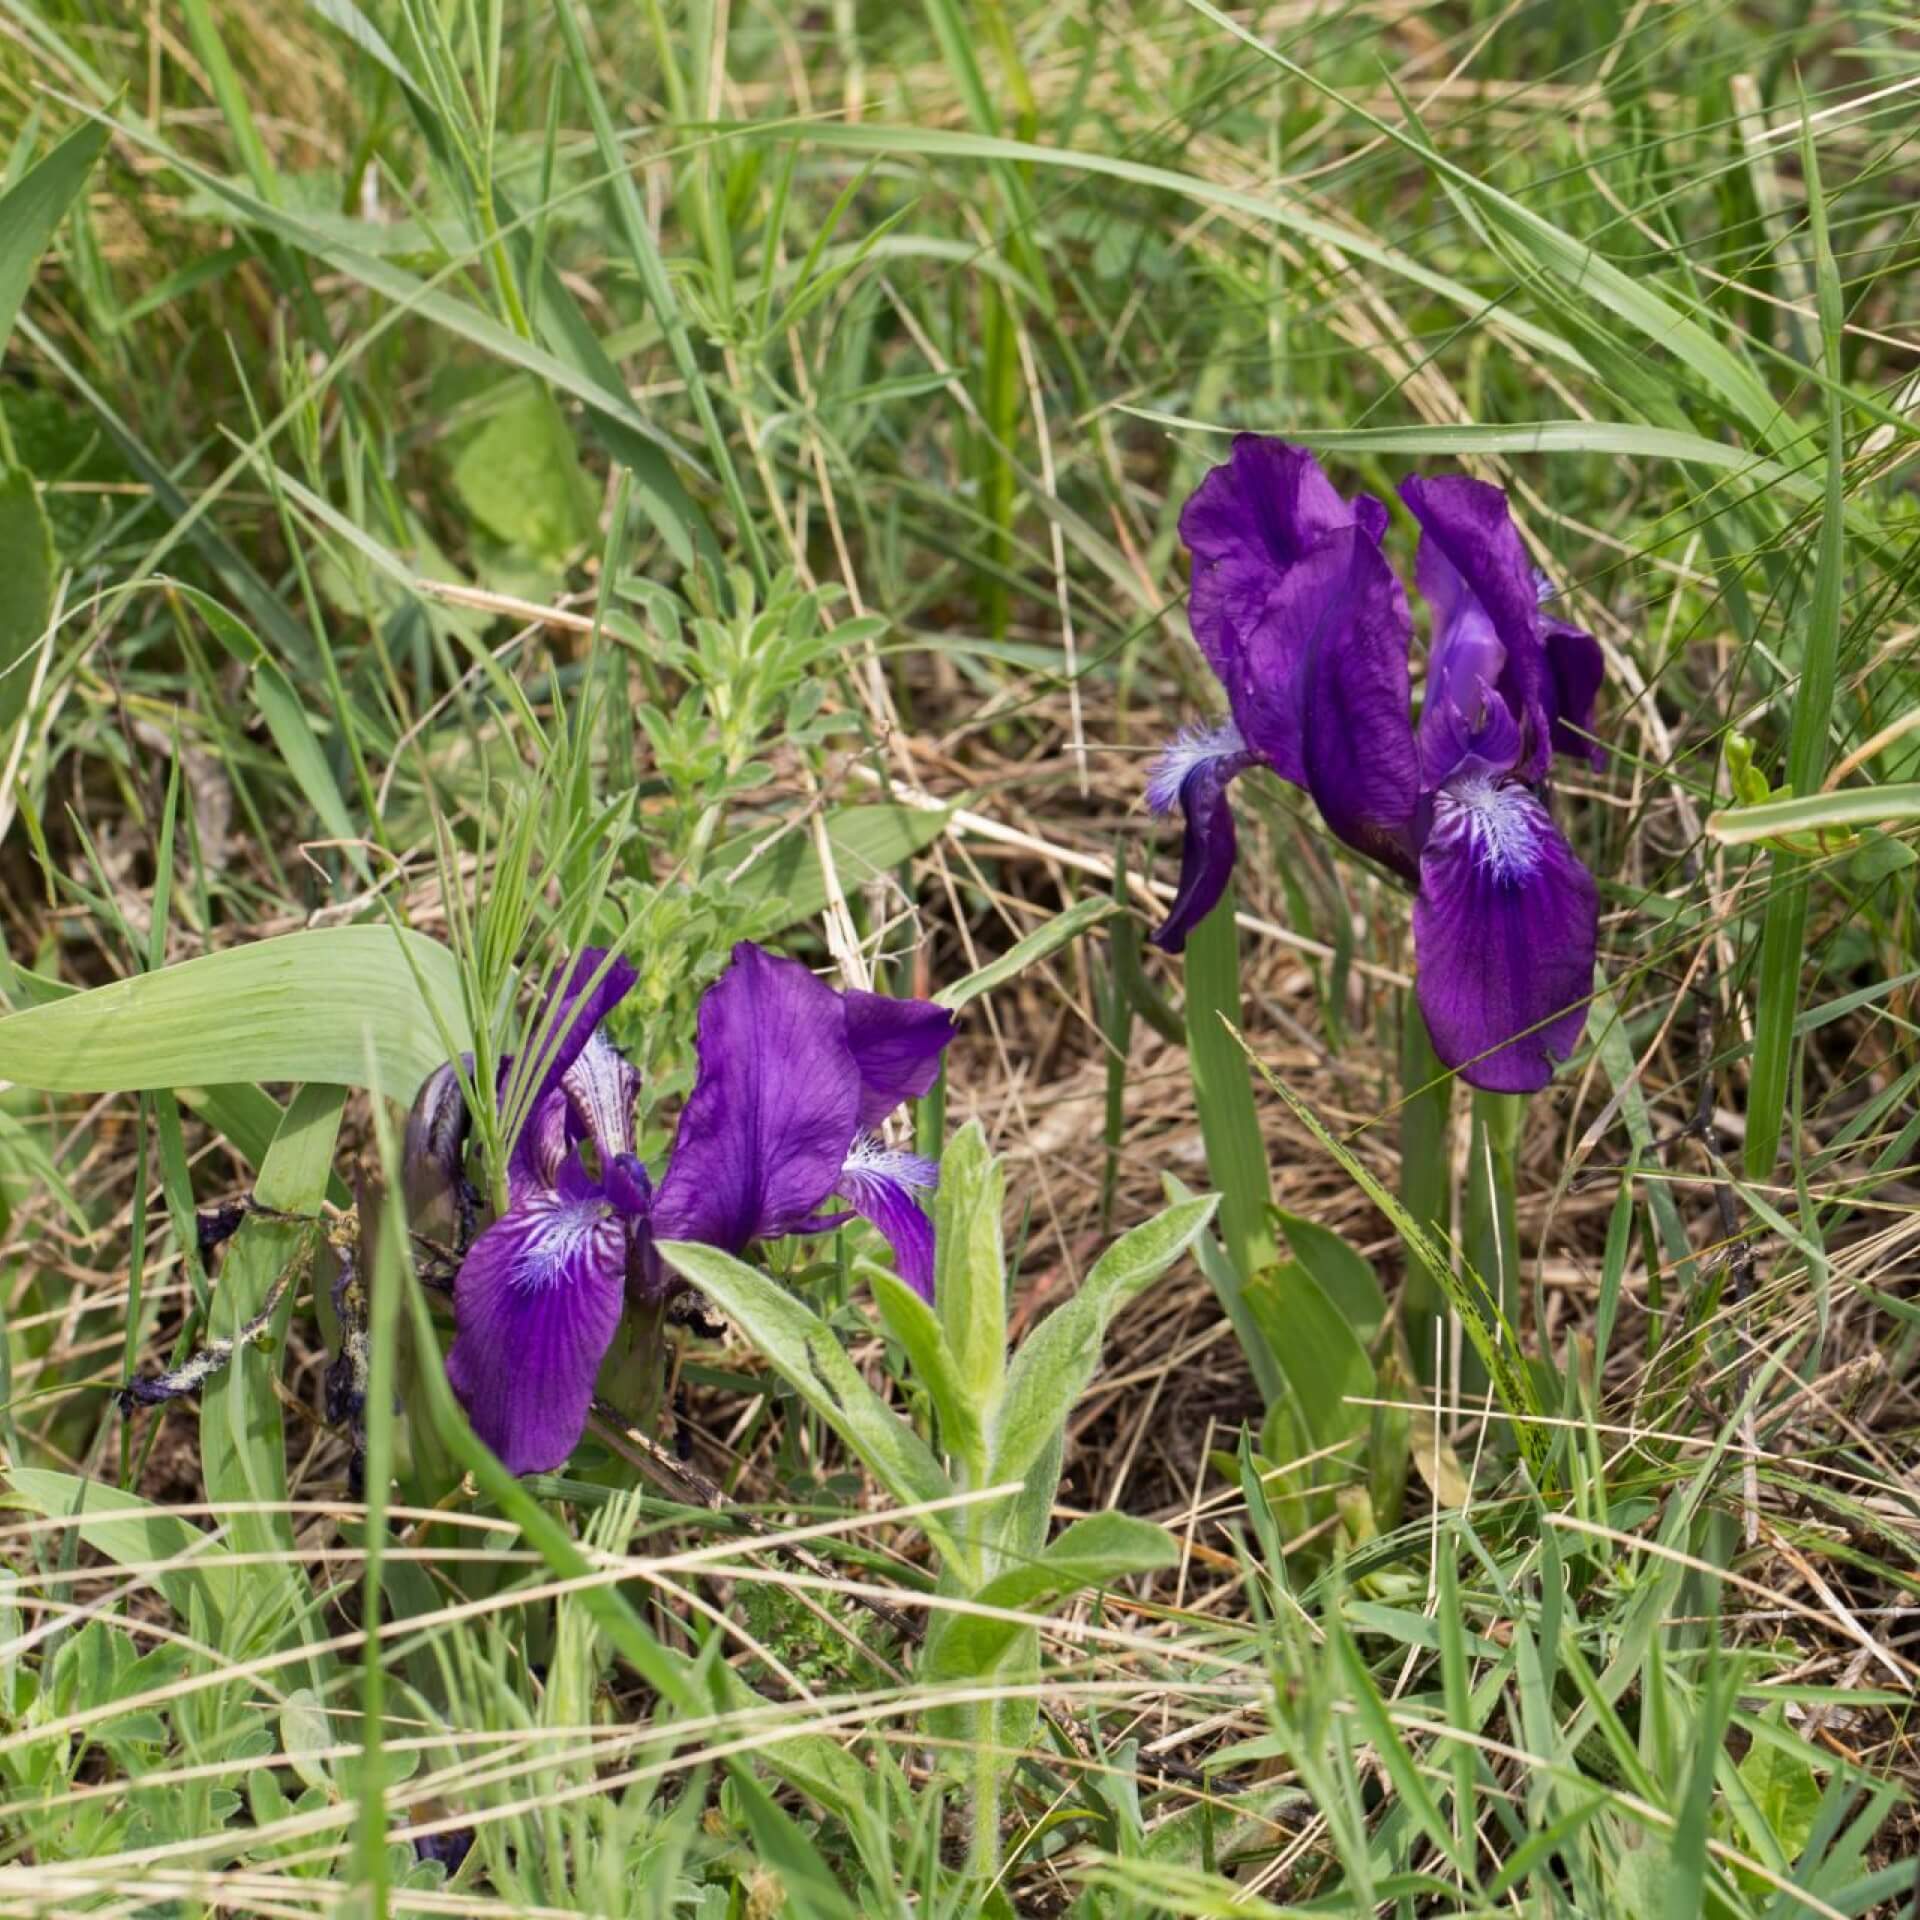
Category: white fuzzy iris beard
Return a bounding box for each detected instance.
[1430,772,1546,885]
[1146,718,1246,816]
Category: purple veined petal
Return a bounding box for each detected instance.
[507,1086,576,1204]
[1401,474,1559,786]
[1147,734,1253,955]
[1543,614,1606,769]
[1179,439,1375,785]
[516,947,639,1113]
[1417,677,1524,790]
[1411,774,1598,1093]
[1297,528,1422,882]
[603,1152,671,1305]
[562,1030,640,1161]
[841,989,959,1131]
[444,1190,627,1476]
[652,943,862,1253]
[836,1136,939,1302]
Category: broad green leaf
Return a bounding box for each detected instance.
[867,1264,985,1478]
[1243,1260,1375,1458]
[926,1512,1176,1681]
[0,926,471,1095]
[931,1120,1005,1427]
[933,897,1122,1011]
[4,1469,240,1635]
[1734,1715,1822,1864]
[655,1240,956,1553]
[711,802,951,929]
[1274,1208,1386,1346]
[991,1194,1216,1489]
[447,378,596,565]
[0,468,54,738]
[0,117,110,354]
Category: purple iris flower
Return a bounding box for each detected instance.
[1148,437,1604,1094]
[439,941,956,1476]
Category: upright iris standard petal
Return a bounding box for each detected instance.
[841,990,958,1129]
[836,1137,939,1301]
[523,947,639,1101]
[1147,737,1251,954]
[562,1030,640,1160]
[1542,610,1606,768]
[1180,438,1375,783]
[652,944,862,1253]
[1401,474,1563,784]
[1298,528,1422,881]
[507,1086,575,1204]
[1411,775,1598,1093]
[444,1187,628,1475]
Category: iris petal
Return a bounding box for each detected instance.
[508,1087,575,1204]
[1411,775,1597,1093]
[837,1137,939,1302]
[653,943,861,1253]
[522,947,638,1106]
[1179,439,1377,783]
[444,1190,627,1475]
[1401,474,1560,785]
[841,990,958,1130]
[1543,614,1606,768]
[1148,745,1250,954]
[562,1030,640,1160]
[1299,528,1422,881]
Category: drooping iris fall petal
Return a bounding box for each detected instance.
[835,1137,940,1301]
[1410,776,1597,1093]
[443,1184,628,1476]
[652,943,863,1254]
[1146,729,1252,954]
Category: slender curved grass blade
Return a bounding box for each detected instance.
[1745,114,1848,1181]
[0,115,110,353]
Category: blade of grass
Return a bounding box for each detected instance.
[1744,103,1848,1181]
